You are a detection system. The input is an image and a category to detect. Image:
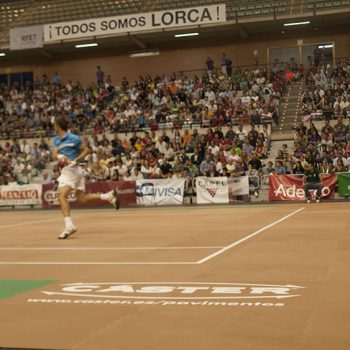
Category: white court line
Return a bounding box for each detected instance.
[0,207,304,265]
[197,207,305,264]
[0,246,223,250]
[0,217,75,229]
[0,261,196,265]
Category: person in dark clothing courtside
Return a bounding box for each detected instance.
[303,163,323,203]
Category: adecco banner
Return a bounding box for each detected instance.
[269,175,337,201]
[0,184,42,206]
[337,173,350,196]
[10,25,43,50]
[228,176,249,200]
[42,181,136,208]
[43,4,226,42]
[196,177,229,204]
[136,179,184,206]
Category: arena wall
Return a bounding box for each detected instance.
[0,32,349,86]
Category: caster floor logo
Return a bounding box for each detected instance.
[26,282,305,308]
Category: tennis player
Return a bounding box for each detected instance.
[53,117,119,239]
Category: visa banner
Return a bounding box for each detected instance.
[136,179,185,206]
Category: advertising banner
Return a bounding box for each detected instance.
[337,173,350,196]
[10,25,43,50]
[42,181,136,208]
[228,176,249,200]
[136,179,184,206]
[269,174,337,201]
[43,4,226,42]
[196,177,229,204]
[0,184,42,206]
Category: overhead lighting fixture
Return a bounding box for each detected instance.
[0,53,6,57]
[284,21,310,27]
[75,43,98,48]
[318,44,333,49]
[130,51,159,58]
[174,32,199,38]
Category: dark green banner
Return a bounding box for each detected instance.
[337,173,350,196]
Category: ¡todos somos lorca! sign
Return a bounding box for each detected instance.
[43,4,226,42]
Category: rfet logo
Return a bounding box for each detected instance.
[42,282,304,300]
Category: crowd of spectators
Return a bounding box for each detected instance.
[0,138,52,185]
[266,58,350,177]
[65,124,270,196]
[301,58,350,122]
[264,118,350,178]
[0,62,291,190]
[0,64,287,142]
[1,57,349,190]
[0,123,271,196]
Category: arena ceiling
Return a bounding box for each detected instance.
[0,9,349,64]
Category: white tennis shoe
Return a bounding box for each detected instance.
[58,227,78,239]
[109,190,120,210]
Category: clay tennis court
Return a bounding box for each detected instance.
[0,202,349,350]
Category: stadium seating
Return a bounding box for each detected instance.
[2,0,350,32]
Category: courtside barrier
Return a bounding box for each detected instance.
[268,174,337,201]
[0,184,42,208]
[337,172,350,197]
[196,177,229,204]
[1,174,349,209]
[136,179,185,206]
[41,181,136,209]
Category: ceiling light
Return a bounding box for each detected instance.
[318,44,333,49]
[75,43,98,48]
[130,51,159,58]
[0,53,6,57]
[284,21,310,27]
[174,32,199,38]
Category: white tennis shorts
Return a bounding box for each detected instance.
[58,165,85,191]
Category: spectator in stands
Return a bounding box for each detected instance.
[96,66,105,86]
[160,157,172,178]
[275,150,285,165]
[91,161,109,182]
[200,154,214,175]
[242,138,254,156]
[221,53,228,76]
[246,163,259,197]
[333,150,348,167]
[42,172,53,185]
[274,160,286,175]
[263,161,275,176]
[334,159,347,173]
[292,161,304,175]
[52,71,61,86]
[248,152,262,171]
[233,160,245,177]
[319,160,333,174]
[206,57,215,75]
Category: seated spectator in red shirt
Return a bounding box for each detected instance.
[255,140,266,159]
